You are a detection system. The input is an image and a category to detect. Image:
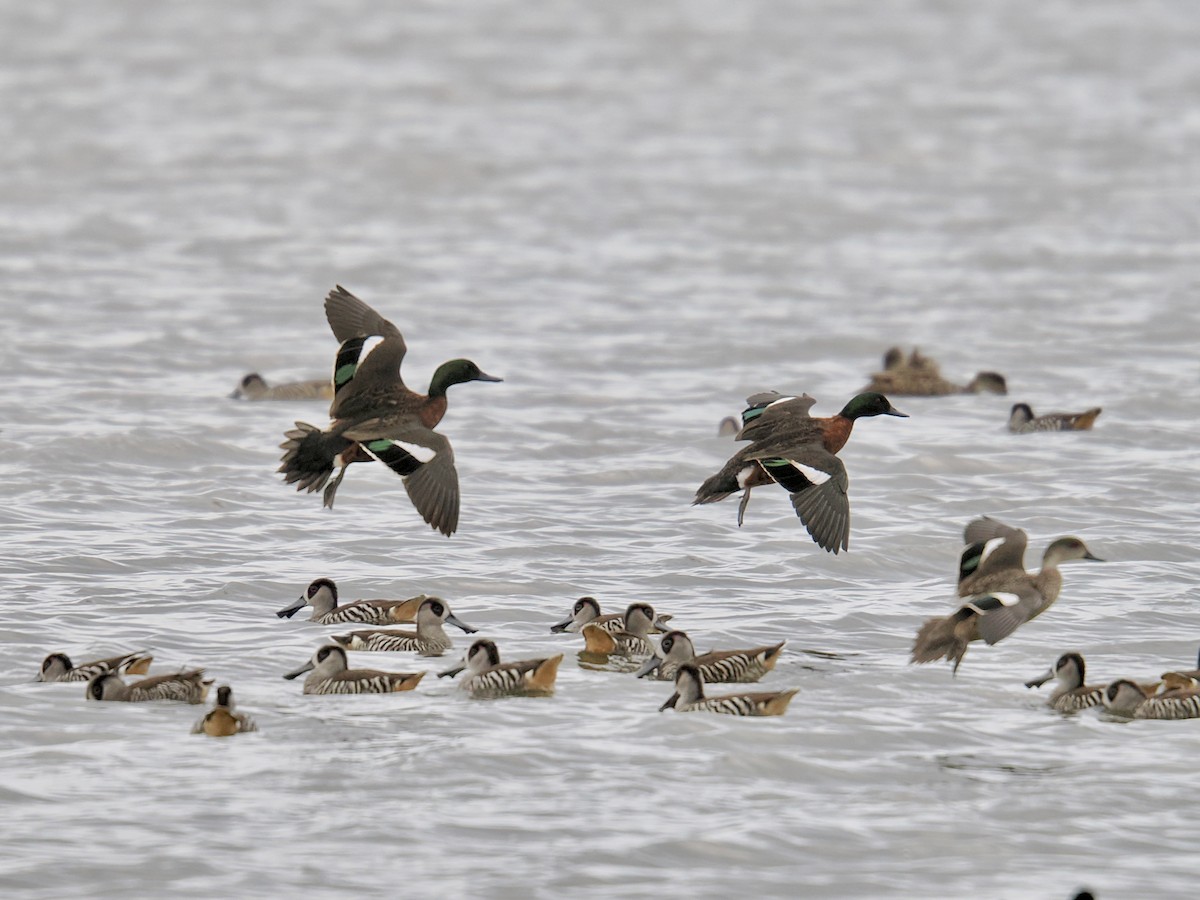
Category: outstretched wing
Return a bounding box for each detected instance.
[324,286,409,394]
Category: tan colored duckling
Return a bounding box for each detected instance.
[1007,403,1101,433]
[438,639,563,698]
[38,650,152,683]
[330,597,478,657]
[282,645,425,695]
[659,664,797,716]
[636,630,785,683]
[276,577,427,626]
[87,669,211,704]
[230,373,332,401]
[192,685,258,736]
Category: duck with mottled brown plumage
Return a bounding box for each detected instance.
[911,517,1103,674]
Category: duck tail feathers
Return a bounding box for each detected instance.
[278,422,348,494]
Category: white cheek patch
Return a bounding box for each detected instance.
[786,460,830,485]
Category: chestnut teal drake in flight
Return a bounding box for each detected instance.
[635,630,786,683]
[438,639,563,698]
[911,517,1103,674]
[276,577,429,626]
[693,391,907,553]
[283,645,425,695]
[278,286,501,536]
[230,372,333,401]
[37,650,152,683]
[862,346,1007,396]
[1007,403,1102,433]
[191,685,258,736]
[658,664,797,716]
[330,597,478,657]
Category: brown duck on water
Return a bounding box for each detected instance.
[863,347,1007,397]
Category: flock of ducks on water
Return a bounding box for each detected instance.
[36,291,1183,736]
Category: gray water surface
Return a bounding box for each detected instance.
[2,1,1199,898]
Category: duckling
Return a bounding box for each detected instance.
[911,519,1103,674]
[549,596,672,635]
[278,286,501,534]
[330,597,478,656]
[694,391,907,553]
[275,577,427,625]
[863,348,1007,396]
[230,373,332,401]
[438,639,563,698]
[37,650,152,683]
[1103,679,1200,720]
[87,669,211,704]
[191,685,258,736]
[635,630,786,683]
[580,603,670,659]
[1007,403,1102,433]
[282,645,425,694]
[659,664,797,716]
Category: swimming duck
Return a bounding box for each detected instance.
[87,669,212,704]
[635,630,786,683]
[282,645,425,695]
[230,373,333,401]
[659,664,797,716]
[438,639,563,698]
[276,577,428,625]
[549,596,672,635]
[191,685,258,736]
[1102,679,1200,720]
[693,391,907,553]
[330,597,478,656]
[1007,403,1102,434]
[278,286,502,535]
[717,416,740,437]
[1024,652,1106,712]
[580,603,670,659]
[37,650,153,683]
[863,347,1007,396]
[911,519,1103,674]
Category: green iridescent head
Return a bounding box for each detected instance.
[428,359,503,398]
[838,392,908,420]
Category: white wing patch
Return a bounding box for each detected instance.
[785,460,831,485]
[359,335,386,362]
[391,441,438,463]
[978,537,1006,566]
